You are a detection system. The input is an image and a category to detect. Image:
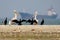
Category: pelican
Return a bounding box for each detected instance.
[33,11,38,24]
[9,10,18,25]
[26,11,38,25]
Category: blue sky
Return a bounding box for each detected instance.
[0,0,60,19]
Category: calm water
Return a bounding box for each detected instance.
[0,18,60,25]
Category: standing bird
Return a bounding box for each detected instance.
[18,19,26,25]
[4,17,7,25]
[40,19,44,25]
[26,19,33,25]
[9,10,18,25]
[33,11,38,25]
[26,11,38,25]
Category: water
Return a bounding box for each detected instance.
[0,18,60,25]
[39,19,60,25]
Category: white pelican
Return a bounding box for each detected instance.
[33,11,38,25]
[34,11,38,23]
[9,10,18,25]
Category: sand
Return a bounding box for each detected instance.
[0,25,60,40]
[0,25,60,32]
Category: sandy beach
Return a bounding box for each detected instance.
[0,25,60,32]
[0,25,60,40]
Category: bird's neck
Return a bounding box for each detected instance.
[34,15,38,22]
[14,14,17,19]
[12,13,18,20]
[34,15,37,20]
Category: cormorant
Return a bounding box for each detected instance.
[4,17,7,25]
[40,19,44,25]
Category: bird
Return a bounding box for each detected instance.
[4,17,7,25]
[26,19,33,25]
[26,18,38,25]
[26,11,38,25]
[9,18,26,25]
[17,19,26,25]
[33,11,38,25]
[40,19,44,25]
[9,10,18,25]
